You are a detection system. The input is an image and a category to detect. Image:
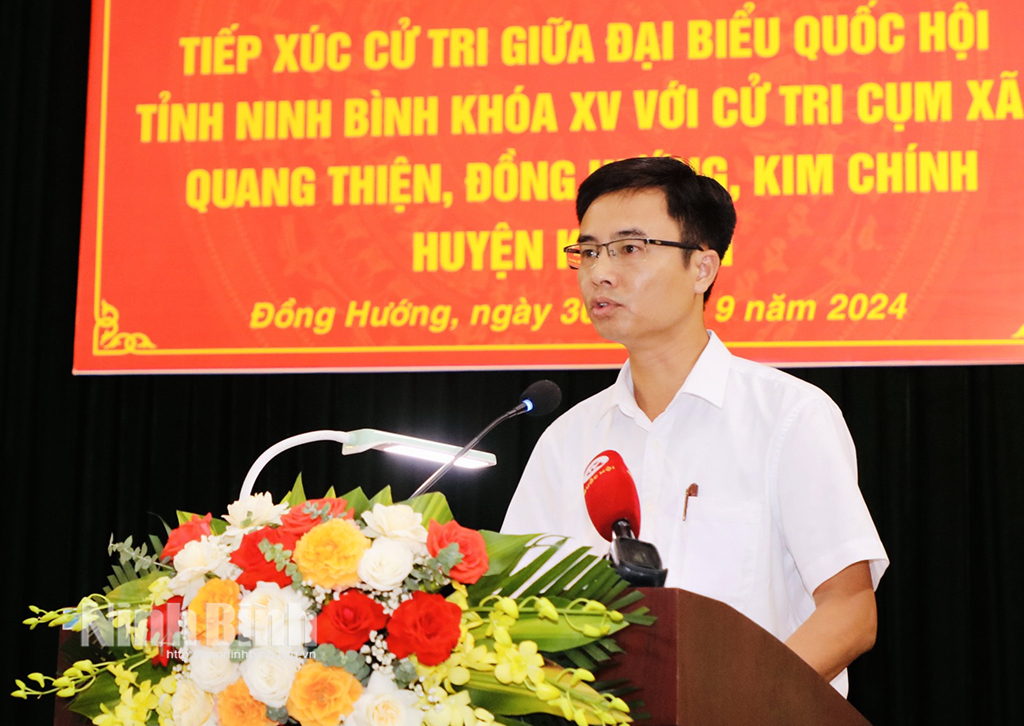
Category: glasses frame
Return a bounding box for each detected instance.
[562,237,705,270]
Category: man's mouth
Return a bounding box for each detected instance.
[590,298,621,316]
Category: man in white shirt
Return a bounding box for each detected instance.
[502,157,888,695]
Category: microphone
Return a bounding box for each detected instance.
[411,380,562,497]
[583,450,667,587]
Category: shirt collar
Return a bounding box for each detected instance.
[601,331,732,421]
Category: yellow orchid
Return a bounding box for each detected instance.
[106,662,137,691]
[147,576,173,606]
[422,688,496,726]
[450,632,496,670]
[535,596,559,622]
[447,582,469,610]
[494,640,545,685]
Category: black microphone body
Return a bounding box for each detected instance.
[608,518,668,587]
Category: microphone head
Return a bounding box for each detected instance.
[583,450,642,541]
[520,380,562,417]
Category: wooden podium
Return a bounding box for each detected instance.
[56,588,871,726]
[603,588,872,726]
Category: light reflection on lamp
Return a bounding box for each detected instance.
[240,428,496,498]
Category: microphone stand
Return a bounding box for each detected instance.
[411,408,523,498]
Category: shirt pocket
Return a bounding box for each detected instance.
[678,496,762,609]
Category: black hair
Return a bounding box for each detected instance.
[576,157,736,302]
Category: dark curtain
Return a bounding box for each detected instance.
[3,2,1021,724]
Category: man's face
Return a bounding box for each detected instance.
[577,188,710,350]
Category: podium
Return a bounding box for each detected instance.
[56,588,871,726]
[603,588,872,726]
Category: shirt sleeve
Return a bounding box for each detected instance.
[772,395,889,596]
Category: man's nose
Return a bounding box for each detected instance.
[587,250,618,284]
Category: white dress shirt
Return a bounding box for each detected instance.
[502,331,889,695]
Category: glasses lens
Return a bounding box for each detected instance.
[609,239,647,265]
[565,246,583,269]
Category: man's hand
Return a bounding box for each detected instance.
[784,561,877,682]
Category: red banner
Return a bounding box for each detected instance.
[74,1,1024,372]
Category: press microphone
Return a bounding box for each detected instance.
[411,380,562,497]
[583,451,667,587]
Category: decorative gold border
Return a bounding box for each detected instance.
[87,0,1024,360]
[94,300,157,353]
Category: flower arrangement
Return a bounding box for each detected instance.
[15,478,653,726]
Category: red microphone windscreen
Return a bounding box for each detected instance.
[583,450,641,541]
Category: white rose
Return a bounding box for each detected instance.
[171,676,217,726]
[358,537,415,591]
[351,672,423,726]
[239,647,303,708]
[361,504,428,554]
[238,581,313,648]
[170,537,239,605]
[224,492,289,529]
[187,643,239,694]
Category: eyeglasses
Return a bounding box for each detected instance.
[563,238,704,270]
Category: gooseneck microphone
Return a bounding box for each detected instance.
[411,380,562,497]
[583,450,668,587]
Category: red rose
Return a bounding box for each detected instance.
[427,520,490,585]
[386,591,462,666]
[161,513,213,560]
[278,498,354,540]
[145,596,183,666]
[230,527,296,590]
[314,590,389,652]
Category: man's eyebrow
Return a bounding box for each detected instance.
[577,227,648,244]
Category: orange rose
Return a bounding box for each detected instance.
[292,518,370,590]
[187,578,241,646]
[217,678,274,726]
[287,660,363,726]
[427,519,490,584]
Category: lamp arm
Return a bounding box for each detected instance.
[239,430,351,499]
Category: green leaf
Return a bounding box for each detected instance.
[148,534,165,557]
[583,642,609,663]
[495,546,565,597]
[367,486,394,509]
[435,543,463,572]
[174,511,227,535]
[67,669,119,718]
[464,668,630,724]
[105,570,164,605]
[110,564,131,587]
[519,547,592,594]
[405,491,454,527]
[480,531,548,577]
[564,647,595,669]
[339,487,371,518]
[393,659,417,689]
[283,474,307,508]
[323,486,337,499]
[267,705,289,724]
[499,609,628,652]
[538,553,600,597]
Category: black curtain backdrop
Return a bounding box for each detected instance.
[3,2,1022,724]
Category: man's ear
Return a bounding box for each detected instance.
[694,250,721,296]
